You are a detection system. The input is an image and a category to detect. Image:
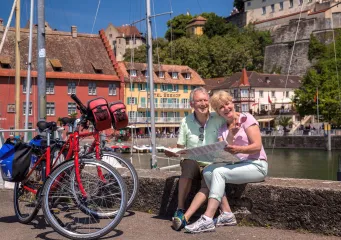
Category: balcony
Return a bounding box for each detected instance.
[253,108,296,116]
[137,103,191,109]
[128,117,183,124]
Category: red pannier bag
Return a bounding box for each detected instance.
[87,97,112,131]
[109,101,129,130]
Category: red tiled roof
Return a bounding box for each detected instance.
[0,27,118,77]
[202,77,227,91]
[116,26,142,38]
[120,62,205,86]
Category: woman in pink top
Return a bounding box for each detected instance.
[185,90,268,234]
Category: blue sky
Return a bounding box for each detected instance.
[0,0,233,37]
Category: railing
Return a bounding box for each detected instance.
[137,103,191,109]
[129,117,183,123]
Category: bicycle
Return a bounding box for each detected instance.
[52,95,139,210]
[14,111,127,239]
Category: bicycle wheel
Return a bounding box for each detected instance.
[13,166,42,224]
[42,159,127,240]
[97,151,139,210]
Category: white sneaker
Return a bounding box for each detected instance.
[215,212,237,227]
[184,215,215,233]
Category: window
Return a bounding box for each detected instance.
[7,104,15,113]
[109,34,112,38]
[130,70,137,77]
[109,83,117,95]
[290,0,293,8]
[298,0,303,6]
[23,102,32,115]
[118,39,121,44]
[247,1,251,7]
[185,73,191,79]
[172,84,178,92]
[272,91,275,97]
[46,102,55,116]
[159,71,165,78]
[9,127,14,136]
[181,99,189,108]
[279,2,284,10]
[286,91,289,98]
[271,4,275,13]
[68,82,76,94]
[241,104,249,113]
[128,111,137,119]
[22,79,32,93]
[183,85,188,93]
[128,83,135,91]
[139,83,146,91]
[46,81,54,94]
[88,82,96,95]
[241,89,249,98]
[161,84,168,92]
[68,102,77,114]
[259,90,264,97]
[127,97,137,105]
[262,6,266,15]
[191,86,196,90]
[154,84,158,91]
[172,72,178,79]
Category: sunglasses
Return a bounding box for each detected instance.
[199,127,204,141]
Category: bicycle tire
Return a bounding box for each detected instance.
[13,167,42,224]
[42,159,127,240]
[89,150,139,210]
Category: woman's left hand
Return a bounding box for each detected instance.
[224,145,242,154]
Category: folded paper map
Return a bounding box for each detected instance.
[162,141,241,164]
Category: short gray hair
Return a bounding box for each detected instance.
[189,87,209,103]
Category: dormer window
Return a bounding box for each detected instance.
[50,59,62,72]
[0,56,11,69]
[130,69,137,77]
[172,72,178,79]
[185,73,191,79]
[91,62,103,74]
[144,70,148,77]
[159,71,165,78]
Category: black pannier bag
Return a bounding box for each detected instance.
[0,139,32,182]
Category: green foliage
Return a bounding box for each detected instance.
[164,14,193,41]
[308,35,326,61]
[125,14,272,79]
[278,116,292,128]
[294,35,341,123]
[203,14,237,38]
[234,0,244,12]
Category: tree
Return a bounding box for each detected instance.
[234,0,245,12]
[278,116,292,130]
[203,14,234,38]
[294,35,341,124]
[164,14,193,41]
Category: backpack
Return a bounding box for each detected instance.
[109,101,129,130]
[0,139,32,182]
[87,97,112,131]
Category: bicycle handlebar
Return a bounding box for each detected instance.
[71,94,87,115]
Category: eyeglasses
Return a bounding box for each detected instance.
[199,127,204,141]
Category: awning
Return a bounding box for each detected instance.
[257,118,274,123]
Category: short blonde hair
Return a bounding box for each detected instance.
[210,90,233,113]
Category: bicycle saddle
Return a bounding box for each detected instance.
[37,121,58,132]
[60,117,77,126]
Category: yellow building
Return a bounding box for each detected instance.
[186,16,207,37]
[118,62,205,135]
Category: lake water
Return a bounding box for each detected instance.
[127,149,341,181]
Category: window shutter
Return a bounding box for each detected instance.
[168,84,172,92]
[127,97,130,104]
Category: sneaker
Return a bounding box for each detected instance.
[172,209,187,231]
[215,212,237,227]
[184,215,215,233]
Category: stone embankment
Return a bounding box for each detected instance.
[131,170,341,236]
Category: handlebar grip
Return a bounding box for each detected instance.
[71,94,87,114]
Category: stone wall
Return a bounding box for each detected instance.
[132,170,341,236]
[262,135,341,149]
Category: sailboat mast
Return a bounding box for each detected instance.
[15,0,20,135]
[24,0,34,142]
[146,0,157,168]
[37,0,46,121]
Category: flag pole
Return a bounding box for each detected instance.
[316,87,319,135]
